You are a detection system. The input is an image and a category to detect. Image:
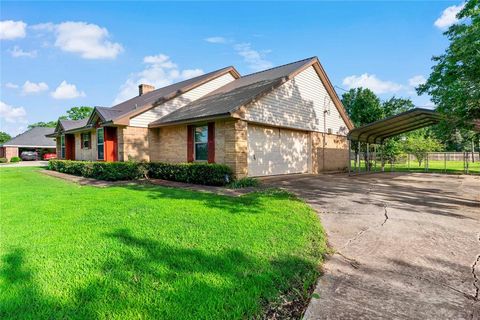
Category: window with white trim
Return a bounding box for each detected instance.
[60,135,65,159]
[194,125,208,161]
[97,128,104,160]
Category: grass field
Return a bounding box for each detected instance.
[0,167,326,319]
[350,160,480,174]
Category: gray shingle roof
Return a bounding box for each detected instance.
[59,118,89,131]
[102,66,238,122]
[150,57,316,125]
[1,127,56,147]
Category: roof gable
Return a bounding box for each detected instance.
[2,127,56,147]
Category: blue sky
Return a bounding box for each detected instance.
[0,1,464,136]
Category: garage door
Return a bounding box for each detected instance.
[247,125,310,176]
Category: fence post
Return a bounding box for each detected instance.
[374,144,377,172]
[444,152,447,173]
[408,153,410,171]
[357,141,361,174]
[366,143,370,172]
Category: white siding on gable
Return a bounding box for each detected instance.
[130,73,236,127]
[244,66,349,135]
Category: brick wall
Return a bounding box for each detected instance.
[1,147,19,161]
[311,132,349,173]
[118,126,150,161]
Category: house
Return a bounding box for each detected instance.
[47,57,354,177]
[1,127,56,161]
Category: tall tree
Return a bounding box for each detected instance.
[0,131,12,144]
[341,88,383,126]
[417,0,480,129]
[66,106,93,120]
[382,97,415,117]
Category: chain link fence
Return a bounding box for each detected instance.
[349,151,480,175]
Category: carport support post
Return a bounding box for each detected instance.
[374,144,377,172]
[348,139,351,175]
[444,152,447,173]
[357,141,361,173]
[366,143,370,172]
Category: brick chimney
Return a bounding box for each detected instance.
[138,84,155,96]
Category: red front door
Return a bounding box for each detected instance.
[104,127,117,162]
[65,134,75,160]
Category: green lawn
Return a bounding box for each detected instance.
[350,159,480,174]
[0,167,326,319]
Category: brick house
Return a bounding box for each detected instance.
[47,57,354,177]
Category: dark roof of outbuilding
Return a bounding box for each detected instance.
[59,118,89,131]
[150,57,317,126]
[347,108,442,143]
[1,127,56,147]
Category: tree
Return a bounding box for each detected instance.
[417,0,480,129]
[66,106,93,120]
[404,133,442,166]
[0,131,11,144]
[382,97,415,117]
[28,121,59,129]
[341,88,383,126]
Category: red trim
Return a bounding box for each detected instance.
[187,125,194,162]
[207,122,215,163]
[104,127,117,162]
[65,134,75,160]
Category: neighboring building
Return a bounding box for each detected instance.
[1,127,56,161]
[47,57,354,177]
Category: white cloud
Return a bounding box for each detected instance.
[0,101,27,123]
[22,81,49,94]
[342,73,403,94]
[4,82,19,89]
[434,4,465,29]
[205,36,227,44]
[408,75,427,87]
[114,54,204,104]
[51,81,85,99]
[31,21,123,59]
[0,20,27,40]
[234,43,273,71]
[10,46,37,58]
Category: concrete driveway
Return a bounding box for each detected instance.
[262,173,480,319]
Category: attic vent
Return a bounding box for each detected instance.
[139,84,155,96]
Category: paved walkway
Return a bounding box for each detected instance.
[262,173,480,319]
[0,160,48,167]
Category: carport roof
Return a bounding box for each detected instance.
[1,127,56,148]
[348,108,442,144]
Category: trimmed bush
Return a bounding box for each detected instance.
[148,162,233,186]
[48,160,233,185]
[10,156,21,163]
[0,158,7,163]
[48,160,147,181]
[227,177,260,189]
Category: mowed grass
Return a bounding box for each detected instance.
[0,167,326,320]
[351,160,480,174]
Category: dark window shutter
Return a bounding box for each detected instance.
[207,122,215,163]
[88,132,92,149]
[187,125,194,162]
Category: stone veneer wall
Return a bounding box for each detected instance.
[148,119,248,178]
[118,126,150,162]
[311,132,349,173]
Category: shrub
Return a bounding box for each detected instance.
[48,160,147,181]
[148,162,233,186]
[0,157,7,163]
[48,160,233,185]
[10,157,21,163]
[227,177,260,189]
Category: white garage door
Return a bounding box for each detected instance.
[247,125,310,177]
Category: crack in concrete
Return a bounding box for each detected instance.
[336,251,361,269]
[381,203,389,226]
[473,255,480,301]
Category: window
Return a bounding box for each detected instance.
[194,125,208,161]
[97,128,104,160]
[81,133,91,149]
[60,135,65,159]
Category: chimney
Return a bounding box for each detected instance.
[138,84,155,96]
